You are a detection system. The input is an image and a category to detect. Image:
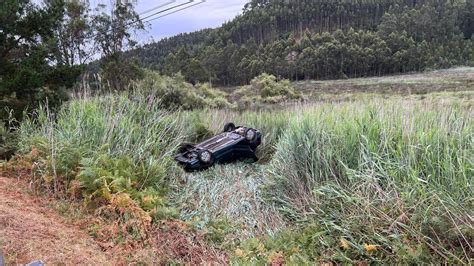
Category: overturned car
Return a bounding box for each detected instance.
[175,123,262,171]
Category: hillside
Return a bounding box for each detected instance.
[129,0,474,85]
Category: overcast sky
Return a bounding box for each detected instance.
[89,0,249,43]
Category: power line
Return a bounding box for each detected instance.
[90,0,204,40]
[143,0,205,23]
[139,0,194,22]
[138,0,176,16]
[94,0,194,34]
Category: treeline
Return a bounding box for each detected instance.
[130,0,474,85]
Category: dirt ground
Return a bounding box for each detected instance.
[0,175,113,265]
[0,173,227,265]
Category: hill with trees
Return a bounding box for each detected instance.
[129,0,474,85]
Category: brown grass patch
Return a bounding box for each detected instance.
[0,168,229,265]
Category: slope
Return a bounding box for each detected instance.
[0,176,111,264]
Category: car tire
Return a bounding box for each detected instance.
[244,128,258,143]
[198,150,214,165]
[223,122,236,132]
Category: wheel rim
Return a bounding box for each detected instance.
[199,150,212,163]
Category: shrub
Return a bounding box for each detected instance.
[134,71,232,110]
[0,126,18,160]
[235,73,301,108]
[196,83,233,109]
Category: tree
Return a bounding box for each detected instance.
[0,0,80,121]
[92,0,144,90]
[51,0,92,66]
[200,46,221,86]
[461,0,474,39]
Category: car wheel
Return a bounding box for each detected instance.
[198,150,214,165]
[223,122,236,132]
[244,128,258,143]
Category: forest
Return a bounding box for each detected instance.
[130,0,474,85]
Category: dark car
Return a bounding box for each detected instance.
[175,123,262,171]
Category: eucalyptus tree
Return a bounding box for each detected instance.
[92,0,144,90]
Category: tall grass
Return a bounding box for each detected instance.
[267,101,472,212]
[13,85,473,263]
[177,99,472,263]
[258,100,473,264]
[16,91,188,231]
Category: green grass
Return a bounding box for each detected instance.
[13,71,474,264]
[168,99,472,264]
[16,91,188,232]
[260,102,473,263]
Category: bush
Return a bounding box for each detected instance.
[0,126,18,160]
[134,71,232,110]
[235,73,301,108]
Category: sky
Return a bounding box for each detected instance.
[90,0,250,43]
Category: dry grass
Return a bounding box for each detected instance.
[0,173,229,265]
[173,163,286,239]
[294,67,474,95]
[0,176,111,265]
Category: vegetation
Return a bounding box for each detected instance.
[260,103,472,264]
[234,73,301,108]
[0,125,17,160]
[91,0,145,90]
[7,78,471,263]
[179,98,472,264]
[0,0,145,125]
[134,71,231,110]
[130,0,474,85]
[0,0,82,121]
[2,0,473,264]
[14,91,186,239]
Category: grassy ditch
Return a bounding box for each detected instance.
[171,99,472,264]
[9,88,473,263]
